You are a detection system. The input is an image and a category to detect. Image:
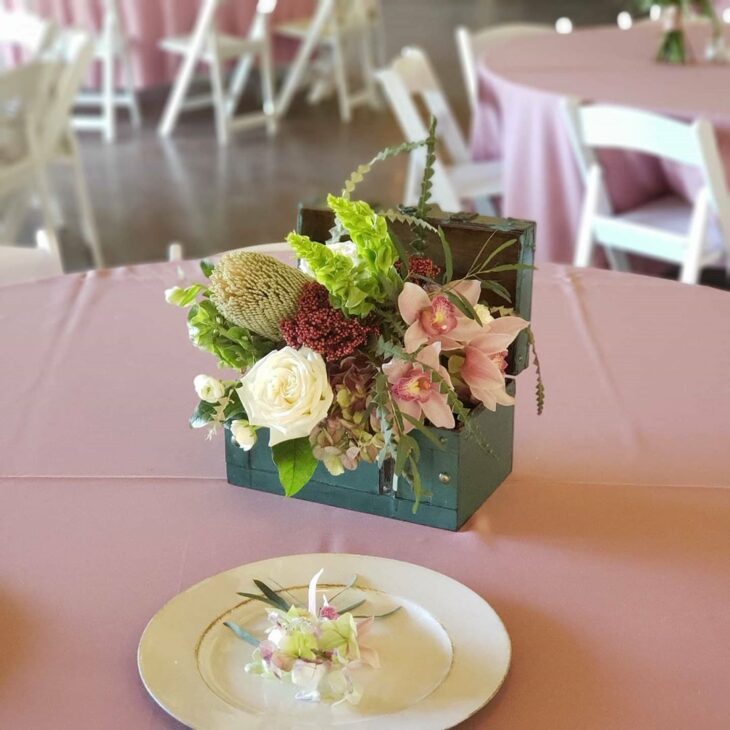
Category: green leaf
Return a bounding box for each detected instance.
[400,413,446,449]
[253,579,291,611]
[394,434,415,476]
[444,290,481,323]
[388,227,410,267]
[190,400,216,429]
[223,621,260,647]
[200,260,215,278]
[166,283,204,308]
[337,598,366,614]
[354,606,401,620]
[481,238,518,269]
[479,263,535,274]
[236,592,286,610]
[480,279,513,303]
[272,437,318,497]
[437,227,454,283]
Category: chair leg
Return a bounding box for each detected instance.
[330,34,351,123]
[358,27,379,109]
[259,43,278,136]
[605,248,631,272]
[681,189,710,285]
[68,134,103,267]
[209,54,229,146]
[227,53,254,118]
[121,44,142,128]
[404,152,423,207]
[276,0,335,118]
[102,38,116,143]
[574,165,602,268]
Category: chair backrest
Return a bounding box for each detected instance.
[34,29,95,156]
[0,229,63,286]
[0,9,56,60]
[455,24,551,113]
[563,98,730,244]
[376,46,470,164]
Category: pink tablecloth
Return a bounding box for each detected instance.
[4,0,314,88]
[470,23,730,265]
[1,261,729,728]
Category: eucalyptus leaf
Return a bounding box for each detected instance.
[236,592,285,610]
[223,621,259,647]
[253,579,291,611]
[480,279,513,303]
[337,598,367,614]
[437,227,454,283]
[272,438,318,497]
[481,238,517,268]
[444,290,481,323]
[400,413,446,450]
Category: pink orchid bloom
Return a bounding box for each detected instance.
[398,280,483,353]
[382,343,455,432]
[461,316,529,411]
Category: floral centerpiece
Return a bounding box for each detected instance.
[641,0,724,64]
[167,121,543,524]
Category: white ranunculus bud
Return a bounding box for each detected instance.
[230,420,257,451]
[474,303,494,326]
[237,347,334,447]
[194,374,226,403]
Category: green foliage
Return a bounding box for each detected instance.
[223,621,259,647]
[167,283,205,307]
[413,116,438,252]
[341,139,426,201]
[289,197,403,317]
[272,437,319,497]
[527,327,546,416]
[187,299,276,370]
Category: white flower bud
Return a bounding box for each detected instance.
[230,420,257,451]
[194,374,226,403]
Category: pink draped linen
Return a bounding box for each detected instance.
[1,261,729,728]
[3,0,315,88]
[470,23,730,264]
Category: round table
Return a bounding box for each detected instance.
[470,22,730,265]
[1,261,729,728]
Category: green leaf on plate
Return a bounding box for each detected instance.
[253,580,291,611]
[223,621,259,647]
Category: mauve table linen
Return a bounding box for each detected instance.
[3,0,315,88]
[1,260,729,728]
[470,23,730,265]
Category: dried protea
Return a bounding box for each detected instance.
[209,251,312,341]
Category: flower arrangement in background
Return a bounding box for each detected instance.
[640,0,723,64]
[167,120,544,506]
[223,570,397,705]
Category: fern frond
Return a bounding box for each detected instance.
[527,327,546,415]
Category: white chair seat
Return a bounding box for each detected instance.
[599,194,727,265]
[448,160,503,199]
[160,34,263,62]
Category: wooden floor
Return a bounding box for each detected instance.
[47,0,626,270]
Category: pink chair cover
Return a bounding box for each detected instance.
[470,23,730,265]
[0,260,729,727]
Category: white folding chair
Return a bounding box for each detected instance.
[563,99,730,284]
[158,0,277,146]
[376,47,502,215]
[275,0,382,123]
[0,61,58,242]
[0,228,63,286]
[37,30,103,267]
[71,0,142,143]
[455,24,551,115]
[0,6,56,69]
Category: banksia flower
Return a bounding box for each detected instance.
[209,251,311,341]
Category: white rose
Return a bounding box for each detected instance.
[299,239,360,277]
[194,374,226,403]
[237,347,333,447]
[230,420,257,451]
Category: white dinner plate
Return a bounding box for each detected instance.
[138,553,510,729]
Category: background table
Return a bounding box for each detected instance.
[3,0,315,88]
[1,260,730,728]
[470,22,730,265]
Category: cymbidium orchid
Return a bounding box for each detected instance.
[398,280,483,352]
[383,342,455,432]
[461,316,530,411]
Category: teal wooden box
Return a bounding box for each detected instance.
[226,209,535,531]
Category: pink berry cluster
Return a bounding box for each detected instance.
[281,283,380,362]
